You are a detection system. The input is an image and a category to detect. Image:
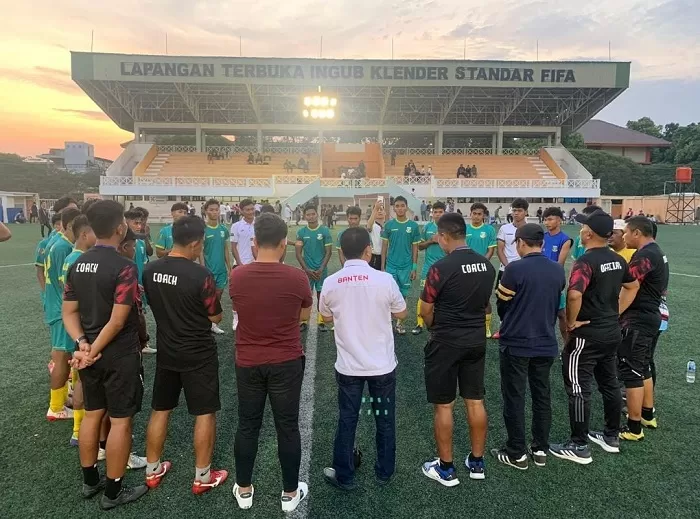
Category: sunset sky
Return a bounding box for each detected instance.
[1,0,698,160]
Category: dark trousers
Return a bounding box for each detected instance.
[333,370,396,484]
[234,357,305,492]
[562,337,622,445]
[369,254,381,271]
[40,222,51,237]
[499,351,555,458]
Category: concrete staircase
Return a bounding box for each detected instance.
[144,153,169,176]
[528,156,557,181]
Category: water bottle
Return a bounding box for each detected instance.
[687,360,696,383]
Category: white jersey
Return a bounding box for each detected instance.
[497,223,520,271]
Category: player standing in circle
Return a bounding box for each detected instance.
[295,204,332,332]
[336,206,363,267]
[155,202,188,258]
[413,201,446,335]
[541,207,573,342]
[381,196,420,335]
[466,203,497,337]
[230,198,256,331]
[200,199,232,335]
[366,199,386,270]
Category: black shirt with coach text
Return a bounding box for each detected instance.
[143,256,222,372]
[421,247,496,346]
[568,246,635,343]
[64,245,141,362]
[620,242,669,335]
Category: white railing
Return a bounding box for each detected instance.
[275,175,319,185]
[502,148,540,156]
[384,148,435,156]
[157,145,197,153]
[388,176,433,185]
[435,178,600,189]
[266,145,319,155]
[442,148,493,155]
[320,178,388,188]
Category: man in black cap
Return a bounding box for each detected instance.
[550,210,639,465]
[492,224,566,470]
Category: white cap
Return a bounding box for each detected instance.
[613,219,626,231]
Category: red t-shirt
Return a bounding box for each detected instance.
[229,262,313,367]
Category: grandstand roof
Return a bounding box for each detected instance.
[72,52,630,135]
[580,119,671,147]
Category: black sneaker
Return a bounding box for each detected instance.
[587,431,620,453]
[318,322,327,332]
[322,467,356,491]
[527,446,547,467]
[411,325,423,335]
[82,476,106,499]
[299,322,308,332]
[491,448,528,470]
[376,473,394,486]
[549,441,593,465]
[100,485,149,511]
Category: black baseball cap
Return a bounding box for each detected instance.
[575,209,613,238]
[121,227,137,243]
[515,223,544,242]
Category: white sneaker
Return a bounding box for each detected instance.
[211,322,225,335]
[46,406,74,421]
[127,453,147,470]
[280,482,308,513]
[233,483,254,509]
[232,311,239,331]
[141,344,157,354]
[98,447,106,461]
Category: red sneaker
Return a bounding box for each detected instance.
[145,461,172,489]
[492,330,501,339]
[192,469,229,495]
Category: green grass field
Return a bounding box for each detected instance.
[1,222,699,518]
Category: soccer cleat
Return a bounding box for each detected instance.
[99,484,149,510]
[232,311,239,331]
[619,426,644,442]
[318,322,327,332]
[127,453,147,470]
[211,323,225,335]
[299,322,308,332]
[82,476,106,499]
[466,453,486,480]
[322,467,357,491]
[549,441,593,465]
[142,344,157,354]
[588,431,620,453]
[70,433,79,447]
[192,469,228,495]
[233,483,254,509]
[486,328,492,339]
[395,322,406,335]
[641,416,658,429]
[47,406,74,421]
[280,481,308,513]
[98,447,106,461]
[145,461,172,489]
[491,449,528,470]
[421,458,460,487]
[492,330,501,339]
[411,325,423,335]
[528,447,547,467]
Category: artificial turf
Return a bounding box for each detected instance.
[0,222,698,518]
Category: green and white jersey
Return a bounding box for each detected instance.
[466,224,497,256]
[381,218,420,270]
[421,221,446,279]
[296,225,332,270]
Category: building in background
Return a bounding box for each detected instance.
[579,120,671,164]
[39,141,113,173]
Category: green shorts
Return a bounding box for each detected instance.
[212,270,229,290]
[387,266,412,298]
[308,270,328,293]
[559,291,566,311]
[50,321,75,353]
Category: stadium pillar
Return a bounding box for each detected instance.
[195,126,203,152]
[547,134,552,147]
[491,133,497,154]
[378,129,383,147]
[436,130,443,155]
[554,127,562,146]
[257,129,263,154]
[496,127,504,155]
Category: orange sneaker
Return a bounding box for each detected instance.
[145,461,172,489]
[192,469,228,495]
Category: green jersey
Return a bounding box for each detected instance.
[335,227,361,249]
[203,224,230,274]
[466,223,497,256]
[381,218,420,270]
[61,249,84,284]
[571,235,586,260]
[421,221,446,278]
[35,235,51,267]
[155,224,174,252]
[134,239,148,283]
[296,224,332,270]
[39,230,59,266]
[43,234,73,324]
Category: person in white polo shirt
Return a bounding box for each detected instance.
[494,198,529,339]
[366,198,386,270]
[230,198,256,330]
[319,227,407,490]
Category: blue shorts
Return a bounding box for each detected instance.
[387,266,412,298]
[559,291,566,311]
[308,269,328,293]
[50,321,75,353]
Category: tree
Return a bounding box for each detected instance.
[626,117,663,138]
[562,132,585,149]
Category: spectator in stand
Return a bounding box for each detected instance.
[390,150,397,166]
[466,165,472,178]
[247,153,255,164]
[420,165,426,176]
[471,165,478,178]
[404,164,411,177]
[427,165,433,176]
[255,153,263,164]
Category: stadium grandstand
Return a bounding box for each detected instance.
[72,52,630,218]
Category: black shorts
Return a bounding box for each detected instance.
[495,269,504,290]
[618,328,653,388]
[369,254,382,270]
[424,340,486,403]
[152,359,221,415]
[80,353,144,418]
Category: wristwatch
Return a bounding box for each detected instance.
[75,335,88,347]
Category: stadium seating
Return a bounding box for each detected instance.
[138,152,320,178]
[383,154,562,180]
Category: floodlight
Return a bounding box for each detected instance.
[321,97,329,107]
[311,109,319,119]
[330,98,337,107]
[303,109,309,118]
[327,109,335,119]
[313,96,321,106]
[303,96,312,107]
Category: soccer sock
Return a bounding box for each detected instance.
[105,477,123,500]
[195,464,211,483]
[99,440,107,450]
[147,460,162,476]
[49,388,66,413]
[416,300,424,327]
[71,369,78,390]
[468,453,484,463]
[486,313,492,334]
[439,459,454,471]
[82,464,100,487]
[317,313,324,325]
[73,409,85,436]
[63,382,70,401]
[627,418,642,435]
[642,407,655,421]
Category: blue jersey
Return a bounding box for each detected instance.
[542,231,571,263]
